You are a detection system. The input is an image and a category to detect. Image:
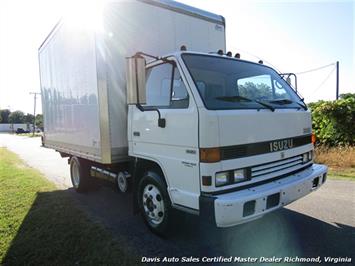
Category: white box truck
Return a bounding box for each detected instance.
[39,0,328,235]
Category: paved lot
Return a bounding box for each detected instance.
[0,133,71,188]
[1,133,354,263]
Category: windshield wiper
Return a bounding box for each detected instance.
[254,100,275,112]
[215,95,252,102]
[268,99,307,111]
[269,99,293,104]
[215,96,275,111]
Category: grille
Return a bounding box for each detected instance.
[251,155,308,178]
[222,146,247,159]
[220,135,311,160]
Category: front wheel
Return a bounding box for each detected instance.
[138,172,171,236]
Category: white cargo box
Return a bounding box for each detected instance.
[39,0,226,164]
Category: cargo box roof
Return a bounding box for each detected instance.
[141,0,225,25]
[39,0,225,51]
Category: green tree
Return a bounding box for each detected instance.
[24,113,34,124]
[0,109,11,123]
[8,110,25,124]
[340,93,355,100]
[35,114,43,130]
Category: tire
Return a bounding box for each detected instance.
[70,157,90,193]
[137,171,171,236]
[115,172,131,193]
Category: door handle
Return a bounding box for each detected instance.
[133,131,140,137]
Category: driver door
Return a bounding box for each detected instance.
[129,60,200,210]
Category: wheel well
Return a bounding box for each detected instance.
[132,158,168,214]
[134,158,167,188]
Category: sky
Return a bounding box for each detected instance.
[0,0,354,114]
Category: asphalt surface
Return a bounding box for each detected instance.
[1,133,354,264]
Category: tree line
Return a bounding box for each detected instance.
[0,109,43,129]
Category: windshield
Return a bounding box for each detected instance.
[182,54,303,110]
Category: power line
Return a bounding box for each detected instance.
[229,48,336,79]
[310,66,336,95]
[220,47,339,97]
[296,63,335,75]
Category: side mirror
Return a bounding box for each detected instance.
[280,73,298,92]
[126,55,146,105]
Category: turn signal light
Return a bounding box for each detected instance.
[311,133,316,144]
[200,148,221,163]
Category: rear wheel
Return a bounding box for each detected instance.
[70,157,90,193]
[116,172,130,193]
[138,171,171,236]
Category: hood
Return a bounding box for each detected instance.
[216,109,311,147]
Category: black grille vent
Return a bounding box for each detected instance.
[221,135,311,160]
[222,146,247,159]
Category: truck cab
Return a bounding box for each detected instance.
[127,50,327,231]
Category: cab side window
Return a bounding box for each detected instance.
[171,68,189,108]
[145,63,189,108]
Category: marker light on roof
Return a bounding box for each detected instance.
[180,45,187,51]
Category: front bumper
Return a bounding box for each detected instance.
[200,164,328,227]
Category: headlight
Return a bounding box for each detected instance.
[215,168,249,187]
[215,172,229,187]
[233,169,248,183]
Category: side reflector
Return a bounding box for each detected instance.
[200,148,221,163]
[311,133,316,144]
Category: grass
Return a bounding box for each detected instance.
[314,146,355,180]
[0,148,137,265]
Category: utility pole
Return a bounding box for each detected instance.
[336,61,339,100]
[29,92,41,136]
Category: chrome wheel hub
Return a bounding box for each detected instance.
[117,172,128,192]
[142,184,165,225]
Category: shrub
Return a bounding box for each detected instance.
[309,94,355,146]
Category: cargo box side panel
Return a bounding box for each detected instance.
[103,1,225,163]
[39,22,102,162]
